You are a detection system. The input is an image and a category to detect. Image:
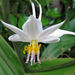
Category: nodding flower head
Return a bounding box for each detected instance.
[0,0,75,65]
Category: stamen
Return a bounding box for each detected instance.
[25,54,30,63]
[23,46,28,54]
[23,40,42,64]
[28,45,31,54]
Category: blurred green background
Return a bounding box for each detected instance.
[0,0,75,75]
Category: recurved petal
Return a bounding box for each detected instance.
[50,29,75,37]
[1,20,30,40]
[22,15,43,40]
[8,34,30,42]
[38,21,65,38]
[38,36,60,43]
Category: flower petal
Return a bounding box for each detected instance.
[38,36,60,43]
[43,38,60,43]
[35,0,42,20]
[38,21,65,38]
[31,2,36,17]
[1,20,30,40]
[22,15,43,40]
[8,34,30,42]
[50,29,75,37]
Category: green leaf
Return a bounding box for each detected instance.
[0,66,5,75]
[41,35,75,60]
[61,0,68,4]
[0,56,14,75]
[66,9,75,21]
[0,0,10,22]
[46,8,61,18]
[0,35,25,75]
[69,47,75,58]
[9,14,17,26]
[29,58,75,70]
[42,17,50,26]
[28,58,75,75]
[62,19,75,32]
[18,14,27,29]
[48,0,54,4]
[0,67,6,75]
[38,0,46,7]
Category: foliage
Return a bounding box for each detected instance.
[0,35,25,75]
[0,0,75,75]
[41,19,75,60]
[46,8,61,18]
[28,59,75,75]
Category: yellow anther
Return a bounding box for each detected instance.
[24,46,28,51]
[23,46,27,54]
[23,40,42,55]
[31,43,42,55]
[23,50,26,54]
[23,45,29,54]
[28,45,31,54]
[38,44,41,50]
[27,45,31,50]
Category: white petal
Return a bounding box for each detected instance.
[1,20,30,40]
[38,2,42,20]
[35,0,42,20]
[38,36,60,43]
[50,29,75,37]
[43,38,60,43]
[22,15,43,40]
[31,2,36,17]
[8,34,30,42]
[38,21,65,38]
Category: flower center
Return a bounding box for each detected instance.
[23,40,41,55]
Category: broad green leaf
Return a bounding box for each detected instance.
[9,14,17,26]
[69,47,75,58]
[29,58,75,71]
[42,17,50,26]
[0,56,14,75]
[0,67,6,75]
[66,8,75,21]
[61,0,68,4]
[18,14,27,29]
[38,0,46,7]
[46,8,61,18]
[62,19,75,32]
[41,35,75,60]
[0,35,25,75]
[0,0,10,21]
[47,0,54,4]
[28,58,75,75]
[61,0,72,7]
[28,66,75,75]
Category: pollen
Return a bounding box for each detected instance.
[23,40,41,55]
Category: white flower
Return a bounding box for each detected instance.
[0,0,75,65]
